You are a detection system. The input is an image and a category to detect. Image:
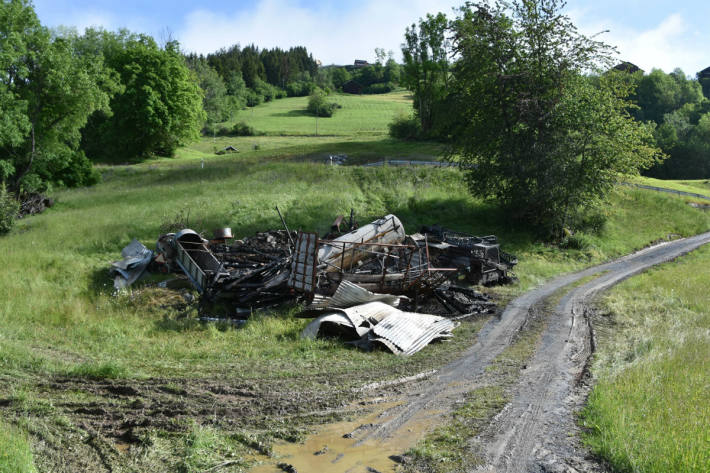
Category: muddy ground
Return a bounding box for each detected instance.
[3,232,710,473]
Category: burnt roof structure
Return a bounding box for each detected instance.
[612,61,643,74]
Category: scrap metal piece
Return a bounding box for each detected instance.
[110,239,153,290]
[173,229,223,293]
[213,228,233,241]
[308,280,403,310]
[318,214,405,270]
[301,301,457,356]
[288,232,319,293]
[301,313,356,340]
[371,313,456,356]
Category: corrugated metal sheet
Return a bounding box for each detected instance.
[288,232,318,293]
[308,281,402,309]
[302,313,354,340]
[371,312,456,356]
[300,301,457,356]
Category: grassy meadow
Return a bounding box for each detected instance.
[1,90,710,472]
[230,90,413,136]
[582,244,710,473]
[633,175,710,199]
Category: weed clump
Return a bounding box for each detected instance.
[0,184,19,235]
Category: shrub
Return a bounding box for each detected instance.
[230,122,256,136]
[0,184,20,235]
[388,112,422,140]
[50,151,100,188]
[245,90,263,107]
[364,82,396,94]
[286,80,316,97]
[253,79,285,102]
[559,231,593,250]
[307,90,339,117]
[208,122,259,137]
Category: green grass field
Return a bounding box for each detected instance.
[226,90,412,136]
[634,175,710,199]
[582,245,710,473]
[2,91,710,472]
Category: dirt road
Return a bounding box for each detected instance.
[335,231,710,472]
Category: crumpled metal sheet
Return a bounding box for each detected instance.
[301,313,355,340]
[371,313,456,356]
[111,239,153,290]
[308,281,403,310]
[300,301,457,356]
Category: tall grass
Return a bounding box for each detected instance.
[0,423,36,473]
[582,245,710,473]
[1,155,708,386]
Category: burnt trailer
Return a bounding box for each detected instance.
[418,225,517,285]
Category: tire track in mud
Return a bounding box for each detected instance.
[478,231,710,472]
[349,232,710,471]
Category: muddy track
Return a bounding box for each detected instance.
[346,232,710,470]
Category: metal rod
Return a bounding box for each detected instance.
[275,206,295,249]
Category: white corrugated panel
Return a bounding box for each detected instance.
[308,281,402,309]
[372,312,457,356]
[301,313,354,340]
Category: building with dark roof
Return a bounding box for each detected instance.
[612,61,643,74]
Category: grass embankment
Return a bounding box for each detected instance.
[2,164,708,382]
[177,90,442,165]
[582,245,710,473]
[232,90,412,136]
[633,176,710,199]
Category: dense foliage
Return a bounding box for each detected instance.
[436,0,661,236]
[0,0,117,191]
[185,44,319,109]
[401,13,450,136]
[0,184,19,234]
[627,69,710,179]
[80,31,205,163]
[307,89,339,117]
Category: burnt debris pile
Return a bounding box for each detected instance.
[110,211,517,354]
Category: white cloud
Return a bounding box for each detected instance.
[571,11,706,75]
[178,0,461,64]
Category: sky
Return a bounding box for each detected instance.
[32,0,709,75]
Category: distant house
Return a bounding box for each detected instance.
[342,80,364,94]
[699,67,710,98]
[612,61,643,74]
[354,59,369,68]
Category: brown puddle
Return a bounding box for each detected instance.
[249,402,434,473]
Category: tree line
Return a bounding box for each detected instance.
[187,45,403,130]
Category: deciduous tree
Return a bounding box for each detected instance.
[80,30,205,162]
[0,0,118,190]
[447,0,663,236]
[401,12,450,135]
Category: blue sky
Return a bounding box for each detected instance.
[32,0,709,75]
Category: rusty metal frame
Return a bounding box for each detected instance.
[288,231,319,294]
